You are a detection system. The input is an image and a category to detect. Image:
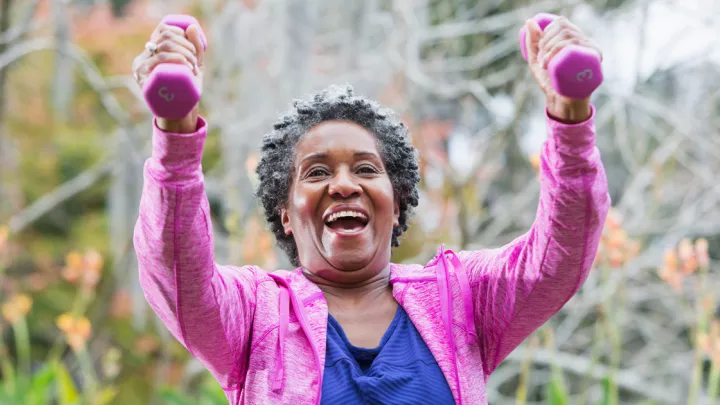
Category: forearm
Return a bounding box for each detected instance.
[546,96,591,124]
[156,105,200,134]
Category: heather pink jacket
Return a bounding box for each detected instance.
[134,106,609,405]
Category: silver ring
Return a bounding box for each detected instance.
[145,41,158,56]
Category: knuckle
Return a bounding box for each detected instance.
[158,41,175,51]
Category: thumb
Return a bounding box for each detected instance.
[524,19,543,66]
[186,24,206,68]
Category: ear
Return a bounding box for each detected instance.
[281,207,293,235]
[393,200,400,228]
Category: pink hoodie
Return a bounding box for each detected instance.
[134,106,609,405]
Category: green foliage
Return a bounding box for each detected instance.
[0,361,117,405]
[545,369,569,405]
[598,375,619,405]
[158,377,226,405]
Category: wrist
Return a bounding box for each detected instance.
[156,106,200,133]
[546,96,591,124]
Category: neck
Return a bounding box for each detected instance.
[302,265,394,313]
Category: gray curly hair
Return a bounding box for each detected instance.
[254,84,421,267]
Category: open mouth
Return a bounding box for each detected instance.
[324,210,369,233]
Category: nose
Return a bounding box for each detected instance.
[328,167,362,199]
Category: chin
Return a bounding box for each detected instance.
[325,249,374,272]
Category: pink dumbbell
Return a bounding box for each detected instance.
[519,13,602,100]
[143,15,206,120]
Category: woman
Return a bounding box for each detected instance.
[132,16,609,405]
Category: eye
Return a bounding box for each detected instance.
[357,165,379,174]
[306,167,329,178]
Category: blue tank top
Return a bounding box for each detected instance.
[321,305,456,404]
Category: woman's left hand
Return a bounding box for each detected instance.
[523,17,603,123]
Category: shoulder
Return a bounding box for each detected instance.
[390,261,433,282]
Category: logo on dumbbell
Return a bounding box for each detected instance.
[576,69,593,82]
[158,87,175,102]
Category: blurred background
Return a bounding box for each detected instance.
[1,0,719,404]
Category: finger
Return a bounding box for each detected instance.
[131,54,144,84]
[542,39,591,69]
[539,17,581,46]
[539,30,575,64]
[538,23,585,59]
[153,23,185,38]
[155,40,197,69]
[141,52,195,78]
[524,19,543,65]
[185,24,205,70]
[150,28,198,56]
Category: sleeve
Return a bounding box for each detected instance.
[459,105,611,375]
[133,116,257,391]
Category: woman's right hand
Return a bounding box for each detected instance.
[132,21,205,133]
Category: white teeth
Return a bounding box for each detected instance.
[326,210,368,223]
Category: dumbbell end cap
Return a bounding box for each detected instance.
[548,45,603,99]
[519,13,558,61]
[143,64,201,120]
[161,14,207,51]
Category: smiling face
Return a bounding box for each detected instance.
[281,120,399,282]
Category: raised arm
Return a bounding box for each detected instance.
[460,16,610,375]
[460,106,609,374]
[131,21,256,391]
[134,117,258,390]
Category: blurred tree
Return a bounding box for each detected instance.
[1,0,719,403]
[111,0,135,17]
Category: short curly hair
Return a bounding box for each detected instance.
[255,84,421,267]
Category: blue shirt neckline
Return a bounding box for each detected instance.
[327,304,402,357]
[321,304,456,404]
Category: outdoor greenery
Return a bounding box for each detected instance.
[0,0,718,404]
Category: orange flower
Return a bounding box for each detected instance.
[682,255,698,275]
[663,248,679,274]
[660,238,711,294]
[56,313,92,352]
[1,294,33,324]
[84,250,103,272]
[62,249,104,290]
[695,238,710,268]
[605,208,622,231]
[596,209,641,269]
[0,226,8,256]
[62,251,83,283]
[678,238,694,261]
[134,335,160,355]
[609,249,625,268]
[699,319,720,366]
[676,238,698,274]
[607,229,628,249]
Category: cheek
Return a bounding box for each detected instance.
[372,180,396,214]
[290,186,318,227]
